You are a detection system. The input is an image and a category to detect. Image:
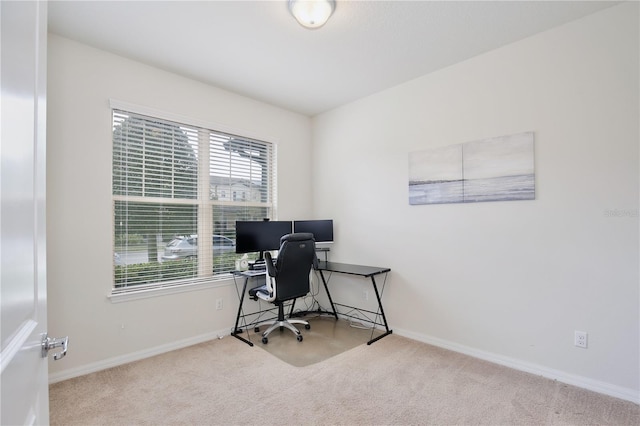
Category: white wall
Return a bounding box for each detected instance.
[312,3,639,401]
[46,34,313,378]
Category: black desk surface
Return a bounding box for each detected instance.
[316,261,390,277]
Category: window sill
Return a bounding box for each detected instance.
[108,276,233,303]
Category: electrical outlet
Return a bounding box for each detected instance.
[574,330,588,348]
[216,298,223,310]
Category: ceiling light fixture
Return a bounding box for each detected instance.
[288,0,336,29]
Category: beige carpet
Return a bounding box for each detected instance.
[50,327,639,425]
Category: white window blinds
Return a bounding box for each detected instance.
[112,109,276,292]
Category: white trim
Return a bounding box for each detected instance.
[48,329,230,384]
[393,327,640,404]
[0,320,37,373]
[108,278,233,303]
[25,409,36,426]
[108,98,279,145]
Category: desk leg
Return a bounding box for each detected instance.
[317,270,338,320]
[231,276,254,347]
[367,274,393,345]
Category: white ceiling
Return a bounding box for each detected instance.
[48,1,618,116]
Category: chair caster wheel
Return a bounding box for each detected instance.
[305,324,311,330]
[262,337,268,344]
[297,334,303,342]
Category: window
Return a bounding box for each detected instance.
[112,107,276,293]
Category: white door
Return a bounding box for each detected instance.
[1,1,61,425]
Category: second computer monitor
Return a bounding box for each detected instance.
[293,219,333,243]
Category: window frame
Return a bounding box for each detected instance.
[109,100,278,302]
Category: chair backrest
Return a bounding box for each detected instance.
[265,233,317,302]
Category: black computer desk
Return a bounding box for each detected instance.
[231,269,273,347]
[315,261,392,345]
[231,261,392,346]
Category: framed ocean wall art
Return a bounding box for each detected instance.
[409,132,535,205]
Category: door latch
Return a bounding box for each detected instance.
[41,334,68,360]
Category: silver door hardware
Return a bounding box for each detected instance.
[41,334,68,360]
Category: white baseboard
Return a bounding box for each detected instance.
[393,327,639,405]
[48,328,229,384]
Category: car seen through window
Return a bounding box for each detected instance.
[161,235,235,261]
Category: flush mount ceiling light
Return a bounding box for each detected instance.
[288,0,336,29]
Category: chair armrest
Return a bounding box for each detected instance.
[255,281,276,302]
[264,251,277,277]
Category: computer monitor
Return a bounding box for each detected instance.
[293,219,333,243]
[235,220,293,258]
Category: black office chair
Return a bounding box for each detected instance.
[254,233,318,344]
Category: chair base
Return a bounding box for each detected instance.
[256,318,310,344]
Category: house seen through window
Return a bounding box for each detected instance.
[112,109,276,291]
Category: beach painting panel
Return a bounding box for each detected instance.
[409,132,535,205]
[409,144,464,204]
